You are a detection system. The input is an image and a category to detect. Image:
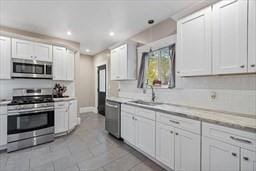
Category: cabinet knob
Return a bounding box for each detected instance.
[232,153,237,157]
[169,131,173,134]
[251,64,255,67]
[175,133,179,136]
[177,71,180,74]
[240,65,245,68]
[243,157,249,161]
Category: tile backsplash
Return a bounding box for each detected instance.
[119,74,256,116]
[0,79,75,100]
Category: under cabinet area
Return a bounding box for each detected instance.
[202,122,256,171]
[0,36,11,79]
[54,99,77,135]
[12,38,53,62]
[110,43,137,81]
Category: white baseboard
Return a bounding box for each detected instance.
[80,106,97,114]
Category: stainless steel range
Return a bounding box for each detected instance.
[7,88,54,152]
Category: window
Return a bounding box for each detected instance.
[146,46,173,88]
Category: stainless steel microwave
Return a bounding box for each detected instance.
[12,59,53,79]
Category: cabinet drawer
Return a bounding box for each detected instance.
[121,104,136,114]
[54,102,68,109]
[0,106,7,115]
[135,107,156,121]
[156,112,200,134]
[202,122,256,151]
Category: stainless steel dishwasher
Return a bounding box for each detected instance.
[105,99,121,138]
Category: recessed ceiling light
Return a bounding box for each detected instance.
[85,49,90,53]
[109,32,115,36]
[67,31,72,35]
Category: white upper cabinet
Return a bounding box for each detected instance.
[177,7,212,76]
[110,43,136,80]
[33,42,53,62]
[213,0,248,74]
[53,46,67,80]
[53,46,74,81]
[12,38,52,62]
[12,38,34,60]
[248,0,256,73]
[0,36,11,79]
[66,49,75,81]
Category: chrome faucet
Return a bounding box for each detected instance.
[149,85,156,102]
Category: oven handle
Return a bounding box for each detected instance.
[8,107,54,116]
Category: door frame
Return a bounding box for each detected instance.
[95,61,108,114]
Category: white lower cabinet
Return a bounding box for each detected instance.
[174,128,201,171]
[136,116,155,157]
[54,100,77,134]
[121,111,136,146]
[0,114,7,148]
[241,149,256,171]
[156,123,175,169]
[202,137,240,171]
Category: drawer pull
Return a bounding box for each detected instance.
[232,153,237,157]
[243,157,249,161]
[169,120,180,124]
[230,136,252,144]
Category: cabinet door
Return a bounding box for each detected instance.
[12,38,34,60]
[135,116,155,157]
[110,48,119,80]
[0,36,11,79]
[241,149,256,171]
[0,115,7,147]
[249,0,256,73]
[53,46,67,80]
[213,0,248,74]
[118,44,128,79]
[66,49,75,81]
[68,100,77,130]
[121,112,136,145]
[34,42,52,62]
[156,122,175,169]
[177,7,212,76]
[55,108,68,134]
[202,137,240,171]
[174,128,200,171]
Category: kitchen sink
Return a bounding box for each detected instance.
[130,100,163,106]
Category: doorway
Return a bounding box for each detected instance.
[97,64,106,115]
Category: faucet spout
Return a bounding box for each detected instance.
[149,85,156,102]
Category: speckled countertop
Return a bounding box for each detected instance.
[106,96,133,103]
[0,99,11,106]
[53,97,76,102]
[107,96,256,133]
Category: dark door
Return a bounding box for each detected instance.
[97,65,106,115]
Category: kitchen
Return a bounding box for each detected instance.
[0,0,255,171]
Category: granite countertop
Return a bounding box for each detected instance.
[53,97,76,102]
[106,96,133,103]
[0,99,11,106]
[124,101,256,133]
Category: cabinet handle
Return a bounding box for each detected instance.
[243,157,249,161]
[177,71,180,74]
[169,131,173,134]
[240,65,245,68]
[251,64,255,67]
[232,153,237,157]
[175,133,179,136]
[230,136,252,144]
[169,120,180,124]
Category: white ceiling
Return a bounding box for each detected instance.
[0,0,204,55]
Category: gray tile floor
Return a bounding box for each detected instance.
[0,113,166,171]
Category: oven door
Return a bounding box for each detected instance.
[8,109,54,142]
[12,59,52,79]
